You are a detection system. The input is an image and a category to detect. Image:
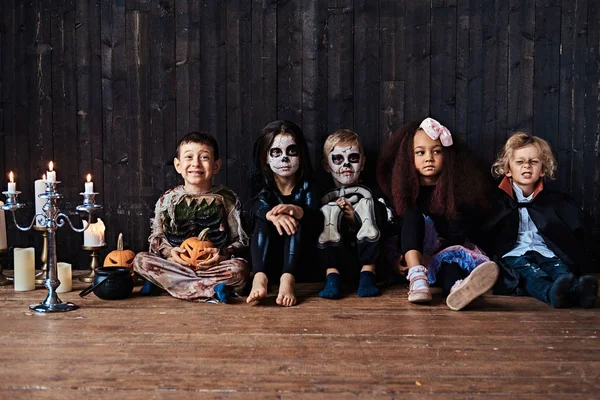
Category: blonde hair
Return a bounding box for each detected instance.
[491,132,556,179]
[323,129,364,160]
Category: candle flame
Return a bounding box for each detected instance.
[86,174,91,183]
[49,161,54,171]
[42,174,46,180]
[9,171,14,182]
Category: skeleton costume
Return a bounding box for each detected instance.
[133,185,249,300]
[318,144,381,273]
[250,134,322,282]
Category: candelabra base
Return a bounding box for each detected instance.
[30,301,78,313]
[80,244,106,283]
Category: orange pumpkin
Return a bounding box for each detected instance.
[180,228,214,265]
[104,233,136,269]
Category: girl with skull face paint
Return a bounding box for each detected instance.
[318,129,383,299]
[247,120,322,307]
[377,118,497,310]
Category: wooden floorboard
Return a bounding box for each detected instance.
[0,273,599,398]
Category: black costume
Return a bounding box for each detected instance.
[481,177,589,294]
[250,179,322,282]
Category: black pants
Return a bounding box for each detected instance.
[251,218,303,281]
[399,209,465,294]
[318,214,381,281]
[399,208,425,254]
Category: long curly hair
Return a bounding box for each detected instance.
[377,120,490,220]
[251,120,313,197]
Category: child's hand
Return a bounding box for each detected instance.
[336,198,355,222]
[268,214,298,235]
[267,204,304,220]
[169,247,192,267]
[195,248,226,270]
[395,255,409,276]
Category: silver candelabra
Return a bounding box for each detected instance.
[1,180,101,313]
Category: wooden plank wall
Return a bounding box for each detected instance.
[0,1,599,270]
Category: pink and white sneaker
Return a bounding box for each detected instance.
[445,261,499,311]
[407,265,432,303]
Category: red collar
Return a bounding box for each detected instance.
[498,176,544,200]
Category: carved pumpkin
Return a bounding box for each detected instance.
[180,228,214,265]
[104,233,136,269]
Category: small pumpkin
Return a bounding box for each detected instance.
[104,233,136,269]
[180,228,214,265]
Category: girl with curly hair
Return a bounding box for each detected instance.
[377,118,498,310]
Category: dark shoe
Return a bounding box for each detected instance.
[576,275,598,308]
[139,279,164,296]
[548,274,576,308]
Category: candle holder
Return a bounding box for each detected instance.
[2,182,102,313]
[0,248,9,286]
[34,226,48,285]
[80,244,106,283]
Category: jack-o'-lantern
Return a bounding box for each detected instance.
[104,233,136,269]
[180,228,214,265]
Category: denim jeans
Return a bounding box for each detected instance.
[502,251,573,306]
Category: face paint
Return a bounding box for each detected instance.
[267,134,300,178]
[328,144,363,186]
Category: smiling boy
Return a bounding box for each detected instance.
[133,132,249,303]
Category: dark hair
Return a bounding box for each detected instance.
[251,120,312,196]
[176,132,219,160]
[377,120,489,219]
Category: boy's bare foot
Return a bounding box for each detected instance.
[276,273,296,307]
[246,273,268,303]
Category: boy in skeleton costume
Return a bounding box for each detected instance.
[318,129,381,299]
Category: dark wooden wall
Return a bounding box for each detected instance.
[1,0,599,269]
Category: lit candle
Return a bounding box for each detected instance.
[56,262,72,293]
[7,172,16,193]
[83,218,105,246]
[14,247,35,291]
[84,174,93,194]
[34,175,46,227]
[0,201,6,251]
[46,161,56,183]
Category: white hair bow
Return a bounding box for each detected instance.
[419,117,453,147]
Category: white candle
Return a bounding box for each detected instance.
[0,201,6,251]
[7,171,16,193]
[84,174,93,194]
[14,247,35,291]
[83,218,105,246]
[34,176,47,227]
[46,162,56,183]
[56,262,72,293]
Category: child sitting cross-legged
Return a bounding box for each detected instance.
[481,132,598,308]
[134,132,249,303]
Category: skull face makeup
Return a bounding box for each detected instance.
[267,134,300,178]
[327,144,364,187]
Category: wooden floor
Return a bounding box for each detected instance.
[1,273,599,399]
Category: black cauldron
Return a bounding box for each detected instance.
[79,267,134,300]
